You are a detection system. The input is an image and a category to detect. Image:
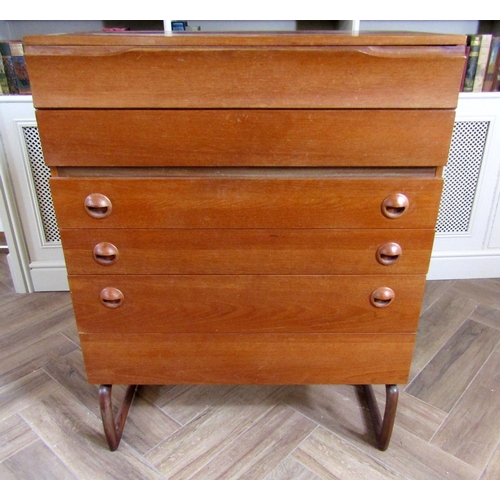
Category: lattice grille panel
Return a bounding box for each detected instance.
[436,121,489,234]
[22,126,60,243]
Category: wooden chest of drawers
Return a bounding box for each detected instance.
[24,31,466,450]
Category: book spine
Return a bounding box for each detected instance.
[473,34,492,91]
[482,37,500,92]
[9,41,30,95]
[0,41,19,94]
[463,35,481,92]
[460,46,471,91]
[0,55,10,94]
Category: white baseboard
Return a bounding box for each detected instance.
[428,252,500,280]
[29,261,69,291]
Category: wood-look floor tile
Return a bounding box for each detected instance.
[481,443,500,480]
[0,414,38,462]
[43,351,181,455]
[0,370,60,421]
[0,291,72,337]
[292,427,404,480]
[0,303,75,348]
[420,280,455,314]
[1,439,78,479]
[471,305,500,330]
[372,386,447,442]
[0,281,12,298]
[432,352,500,471]
[145,385,290,479]
[285,384,480,479]
[285,385,374,446]
[142,385,237,426]
[407,319,500,412]
[264,456,321,480]
[192,403,317,479]
[452,279,500,309]
[0,253,14,292]
[19,388,162,479]
[36,370,184,456]
[0,462,17,480]
[0,332,77,388]
[409,291,477,381]
[60,322,79,346]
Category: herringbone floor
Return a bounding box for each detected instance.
[0,249,499,480]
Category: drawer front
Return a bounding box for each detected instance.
[37,109,455,167]
[69,275,426,334]
[80,332,416,385]
[26,45,464,109]
[51,177,443,230]
[61,228,435,275]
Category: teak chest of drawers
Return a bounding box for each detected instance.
[24,31,466,451]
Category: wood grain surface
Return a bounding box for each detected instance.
[79,332,416,385]
[23,31,467,47]
[60,228,435,276]
[68,274,426,334]
[37,109,456,167]
[25,44,464,109]
[50,177,443,229]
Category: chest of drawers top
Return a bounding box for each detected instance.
[24,31,466,110]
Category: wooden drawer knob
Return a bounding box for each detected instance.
[381,193,409,219]
[93,242,119,266]
[100,287,124,308]
[376,242,402,265]
[84,193,112,219]
[370,287,395,308]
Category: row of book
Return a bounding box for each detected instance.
[462,34,500,92]
[0,40,31,95]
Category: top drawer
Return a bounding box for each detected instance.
[24,44,465,109]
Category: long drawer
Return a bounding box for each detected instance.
[79,332,416,385]
[50,177,443,229]
[25,43,465,109]
[69,275,426,334]
[37,109,455,167]
[61,228,435,275]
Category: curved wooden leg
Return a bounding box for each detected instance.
[362,384,399,451]
[98,384,137,451]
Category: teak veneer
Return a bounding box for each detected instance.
[24,31,466,452]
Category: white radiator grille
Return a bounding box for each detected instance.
[21,126,61,243]
[436,121,489,234]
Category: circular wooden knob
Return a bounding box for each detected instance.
[100,287,124,308]
[376,242,402,265]
[84,193,112,219]
[381,193,409,219]
[370,287,395,308]
[93,242,119,266]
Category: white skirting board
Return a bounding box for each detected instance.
[29,261,69,292]
[427,252,500,280]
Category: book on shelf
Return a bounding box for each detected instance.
[463,35,481,92]
[473,34,492,91]
[461,34,500,92]
[0,54,10,94]
[460,45,471,92]
[0,40,31,95]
